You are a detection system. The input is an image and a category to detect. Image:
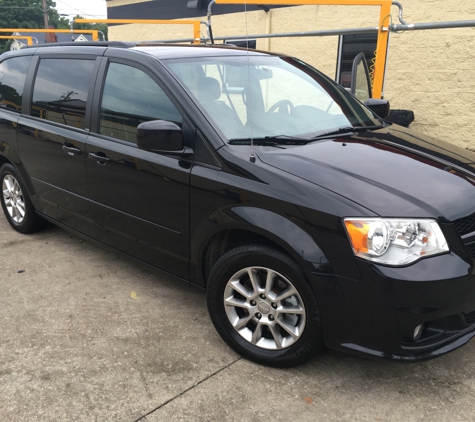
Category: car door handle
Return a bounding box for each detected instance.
[88,152,111,165]
[63,144,82,155]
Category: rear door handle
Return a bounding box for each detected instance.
[88,152,111,165]
[63,144,82,156]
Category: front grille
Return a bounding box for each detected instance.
[464,311,475,325]
[453,213,475,236]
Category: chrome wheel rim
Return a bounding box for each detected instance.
[224,267,306,350]
[2,174,26,224]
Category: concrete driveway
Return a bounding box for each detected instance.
[1,216,475,421]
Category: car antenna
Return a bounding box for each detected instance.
[244,1,256,163]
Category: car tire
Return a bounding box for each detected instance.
[207,244,323,367]
[0,164,46,234]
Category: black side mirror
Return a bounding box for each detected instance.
[364,98,390,119]
[136,120,193,157]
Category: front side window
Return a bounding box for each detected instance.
[99,63,182,143]
[0,56,32,112]
[32,58,95,129]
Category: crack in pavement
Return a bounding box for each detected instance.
[134,357,242,421]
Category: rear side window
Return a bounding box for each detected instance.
[99,62,182,143]
[32,58,95,130]
[0,56,32,113]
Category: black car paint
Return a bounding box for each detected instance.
[1,44,475,362]
[257,134,475,221]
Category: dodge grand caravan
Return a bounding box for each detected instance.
[1,42,475,367]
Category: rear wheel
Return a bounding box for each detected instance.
[207,244,323,367]
[0,164,46,234]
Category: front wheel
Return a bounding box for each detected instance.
[0,163,46,234]
[207,244,323,367]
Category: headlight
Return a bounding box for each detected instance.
[344,218,449,266]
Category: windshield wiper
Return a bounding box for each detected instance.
[228,135,311,146]
[229,126,384,145]
[312,125,384,140]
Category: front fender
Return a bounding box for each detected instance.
[190,205,334,287]
[231,206,332,273]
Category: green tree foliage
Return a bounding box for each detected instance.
[71,15,108,41]
[0,0,87,53]
[0,84,22,111]
[0,0,68,29]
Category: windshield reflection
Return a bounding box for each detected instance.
[165,55,380,141]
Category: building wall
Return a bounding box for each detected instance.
[106,0,475,149]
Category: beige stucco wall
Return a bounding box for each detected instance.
[107,1,475,150]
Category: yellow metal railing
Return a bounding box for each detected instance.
[0,35,34,46]
[76,19,202,45]
[0,28,99,42]
[215,0,392,99]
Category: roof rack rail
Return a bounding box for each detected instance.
[30,41,136,49]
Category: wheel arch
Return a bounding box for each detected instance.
[0,154,11,168]
[0,148,38,206]
[192,205,332,288]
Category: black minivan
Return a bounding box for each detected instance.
[1,42,475,367]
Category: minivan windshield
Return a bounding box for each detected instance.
[164,54,381,141]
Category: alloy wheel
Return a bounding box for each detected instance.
[2,174,26,224]
[224,266,306,350]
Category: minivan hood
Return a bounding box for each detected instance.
[257,125,475,221]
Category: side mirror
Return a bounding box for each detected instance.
[364,98,390,119]
[136,120,193,157]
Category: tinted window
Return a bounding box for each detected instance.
[99,62,182,143]
[32,59,95,129]
[0,56,32,112]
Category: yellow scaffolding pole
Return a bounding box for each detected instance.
[0,28,100,42]
[76,19,202,45]
[0,36,34,46]
[215,0,392,98]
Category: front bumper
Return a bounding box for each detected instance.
[309,251,475,361]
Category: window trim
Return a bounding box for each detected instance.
[90,58,187,146]
[0,54,34,115]
[0,55,33,116]
[25,55,100,132]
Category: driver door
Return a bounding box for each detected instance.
[85,59,193,279]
